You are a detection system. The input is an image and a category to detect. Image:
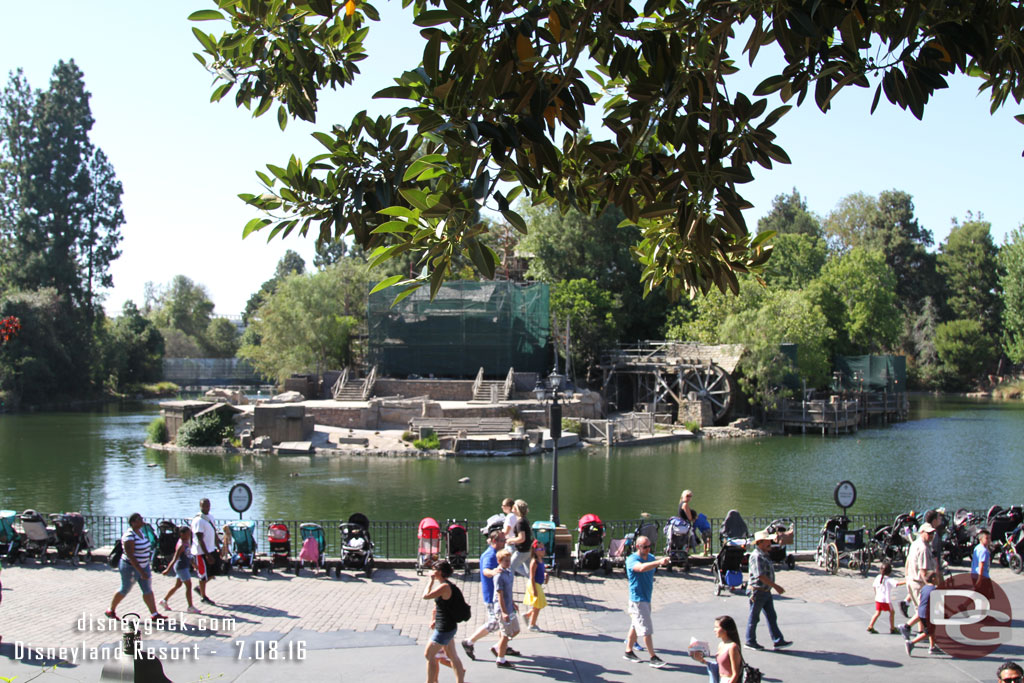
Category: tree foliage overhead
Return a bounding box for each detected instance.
[188,0,1024,300]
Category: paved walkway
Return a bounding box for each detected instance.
[1,556,1022,681]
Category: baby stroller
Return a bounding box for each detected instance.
[337,513,374,577]
[988,505,1024,550]
[226,520,263,574]
[149,520,178,571]
[714,510,751,595]
[944,508,986,566]
[764,519,796,569]
[720,510,751,548]
[268,522,292,568]
[416,517,441,575]
[50,512,93,565]
[871,511,918,564]
[481,513,505,537]
[532,520,561,577]
[1000,523,1024,573]
[295,523,328,576]
[663,516,695,572]
[622,518,660,559]
[0,510,25,563]
[444,519,470,574]
[816,515,870,576]
[573,513,611,575]
[19,509,56,562]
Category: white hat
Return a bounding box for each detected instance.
[918,523,936,534]
[754,530,773,543]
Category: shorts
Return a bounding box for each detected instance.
[628,601,653,637]
[482,601,501,632]
[195,553,208,581]
[874,601,891,612]
[118,560,153,596]
[175,566,192,583]
[431,627,457,645]
[919,617,934,635]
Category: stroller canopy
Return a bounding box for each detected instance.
[348,513,370,530]
[720,510,749,539]
[578,513,604,531]
[418,517,441,539]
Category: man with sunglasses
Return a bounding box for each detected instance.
[622,535,671,668]
[998,661,1023,682]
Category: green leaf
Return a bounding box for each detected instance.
[374,85,417,100]
[753,75,788,96]
[501,209,528,234]
[188,9,224,21]
[371,220,413,234]
[413,10,458,26]
[242,217,271,238]
[370,274,405,294]
[277,105,287,131]
[379,206,418,219]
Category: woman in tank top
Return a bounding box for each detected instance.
[690,615,743,682]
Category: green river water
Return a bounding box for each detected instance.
[0,396,1021,523]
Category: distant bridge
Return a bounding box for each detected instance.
[162,358,263,386]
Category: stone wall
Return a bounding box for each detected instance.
[373,379,475,401]
[679,398,714,427]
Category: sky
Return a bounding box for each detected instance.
[3,2,1022,317]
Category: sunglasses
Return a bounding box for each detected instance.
[638,544,651,548]
[1000,677,1023,682]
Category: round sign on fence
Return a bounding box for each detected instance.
[834,480,857,510]
[229,483,253,515]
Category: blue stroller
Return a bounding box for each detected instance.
[227,520,264,574]
[0,510,24,563]
[295,523,328,576]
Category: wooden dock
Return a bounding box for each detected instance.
[767,392,908,435]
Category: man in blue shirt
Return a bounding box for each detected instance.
[622,535,670,668]
[972,528,992,597]
[461,530,520,662]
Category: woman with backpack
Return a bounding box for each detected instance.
[422,560,467,683]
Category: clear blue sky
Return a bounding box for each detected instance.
[3,2,1021,316]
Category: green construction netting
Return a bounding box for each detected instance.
[368,281,550,378]
[831,355,908,392]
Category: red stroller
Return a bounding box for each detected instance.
[417,517,441,575]
[268,523,292,569]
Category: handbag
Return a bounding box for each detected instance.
[742,662,763,682]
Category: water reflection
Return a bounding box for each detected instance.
[1,396,1022,523]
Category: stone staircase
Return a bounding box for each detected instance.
[472,380,508,402]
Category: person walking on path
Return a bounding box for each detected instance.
[622,534,670,668]
[901,522,937,621]
[746,530,792,651]
[493,548,521,669]
[507,500,532,578]
[972,528,993,597]
[159,526,200,614]
[191,498,220,606]
[690,615,744,683]
[903,571,943,655]
[422,560,467,683]
[461,531,521,661]
[867,560,903,634]
[106,513,165,622]
[501,498,517,539]
[522,540,547,631]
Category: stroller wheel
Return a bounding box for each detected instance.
[785,556,796,570]
[1009,554,1023,574]
[294,563,300,577]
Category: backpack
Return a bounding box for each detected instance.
[448,583,472,623]
[108,539,123,567]
[742,662,763,683]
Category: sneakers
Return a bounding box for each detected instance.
[890,628,899,634]
[623,651,641,662]
[899,600,910,618]
[649,655,666,668]
[491,646,521,658]
[529,625,541,632]
[745,642,764,650]
[461,640,476,661]
[158,599,170,611]
[866,627,878,634]
[201,596,216,605]
[186,605,202,614]
[773,639,793,650]
[898,624,911,641]
[496,660,515,669]
[150,613,168,622]
[633,642,645,651]
[929,646,943,655]
[905,640,914,656]
[104,609,117,620]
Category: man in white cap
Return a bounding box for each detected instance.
[746,530,792,650]
[899,522,938,641]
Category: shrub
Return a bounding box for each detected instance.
[413,432,441,450]
[561,418,581,434]
[683,420,701,433]
[138,382,180,398]
[176,412,233,447]
[401,430,416,442]
[146,417,169,444]
[993,379,1024,400]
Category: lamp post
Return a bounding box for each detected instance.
[534,373,563,527]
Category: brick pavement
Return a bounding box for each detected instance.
[1,555,1022,681]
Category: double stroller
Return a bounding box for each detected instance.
[49,512,94,565]
[416,517,469,575]
[337,513,374,577]
[295,523,328,576]
[573,513,612,575]
[713,510,751,595]
[663,516,696,572]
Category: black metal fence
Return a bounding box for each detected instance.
[81,511,921,560]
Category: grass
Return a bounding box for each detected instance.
[135,382,180,398]
[413,432,441,450]
[683,420,702,433]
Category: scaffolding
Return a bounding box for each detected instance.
[368,281,550,378]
